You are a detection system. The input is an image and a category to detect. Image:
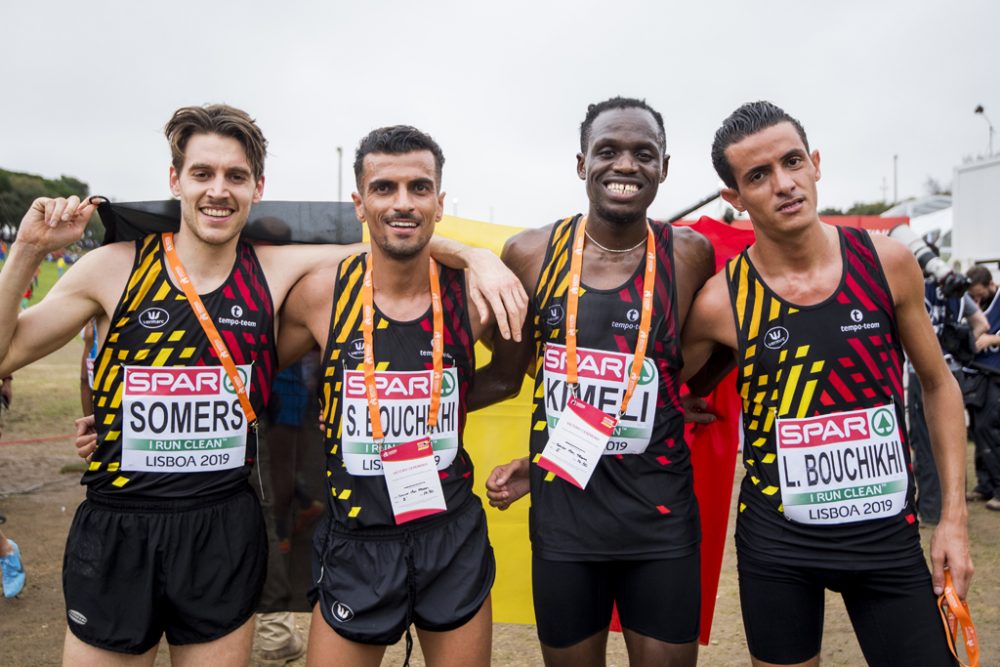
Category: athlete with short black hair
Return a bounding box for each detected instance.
[0,106,524,666]
[681,100,973,667]
[278,124,503,667]
[475,97,715,667]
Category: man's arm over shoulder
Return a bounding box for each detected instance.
[277,266,336,371]
[680,269,737,389]
[872,233,974,598]
[468,226,551,410]
[256,243,365,312]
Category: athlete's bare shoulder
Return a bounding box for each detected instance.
[867,232,922,305]
[671,225,715,322]
[502,223,556,290]
[672,225,714,265]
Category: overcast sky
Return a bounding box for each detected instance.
[2,1,997,228]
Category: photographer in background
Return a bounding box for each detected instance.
[891,225,987,524]
[963,265,1000,511]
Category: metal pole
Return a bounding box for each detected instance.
[336,146,343,202]
[893,155,898,204]
[667,190,722,223]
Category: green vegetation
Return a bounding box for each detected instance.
[0,167,102,240]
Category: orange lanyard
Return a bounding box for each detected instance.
[938,570,979,667]
[161,233,257,429]
[565,216,656,417]
[361,255,444,443]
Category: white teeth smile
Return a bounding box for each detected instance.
[387,221,417,228]
[202,208,233,218]
[607,183,639,195]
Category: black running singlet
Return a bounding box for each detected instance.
[529,215,698,561]
[85,234,276,497]
[726,226,922,568]
[319,254,476,529]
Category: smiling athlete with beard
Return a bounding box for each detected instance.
[473,97,714,667]
[0,106,523,666]
[278,126,500,667]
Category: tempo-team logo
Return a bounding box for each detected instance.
[764,326,790,350]
[231,305,243,318]
[331,601,354,623]
[850,309,863,323]
[546,303,565,326]
[626,308,640,323]
[347,337,366,360]
[138,307,169,329]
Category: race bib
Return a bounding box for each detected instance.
[776,404,907,525]
[380,437,447,524]
[538,395,618,488]
[542,343,658,454]
[121,365,251,473]
[341,367,460,476]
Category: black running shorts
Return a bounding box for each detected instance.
[63,485,268,654]
[532,552,700,648]
[309,496,495,645]
[737,550,957,666]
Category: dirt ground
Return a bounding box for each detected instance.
[0,342,996,666]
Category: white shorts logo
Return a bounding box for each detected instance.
[68,609,88,625]
[331,601,354,622]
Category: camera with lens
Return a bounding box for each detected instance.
[889,225,970,298]
[890,224,975,364]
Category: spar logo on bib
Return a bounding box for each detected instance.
[871,408,896,437]
[120,365,251,473]
[221,367,250,394]
[776,404,907,525]
[542,343,658,454]
[340,367,461,475]
[441,370,456,397]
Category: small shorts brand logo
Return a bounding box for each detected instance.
[138,307,169,329]
[764,326,790,350]
[331,601,354,622]
[68,609,88,625]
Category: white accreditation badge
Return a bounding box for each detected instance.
[776,404,908,525]
[380,437,447,524]
[537,395,619,489]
